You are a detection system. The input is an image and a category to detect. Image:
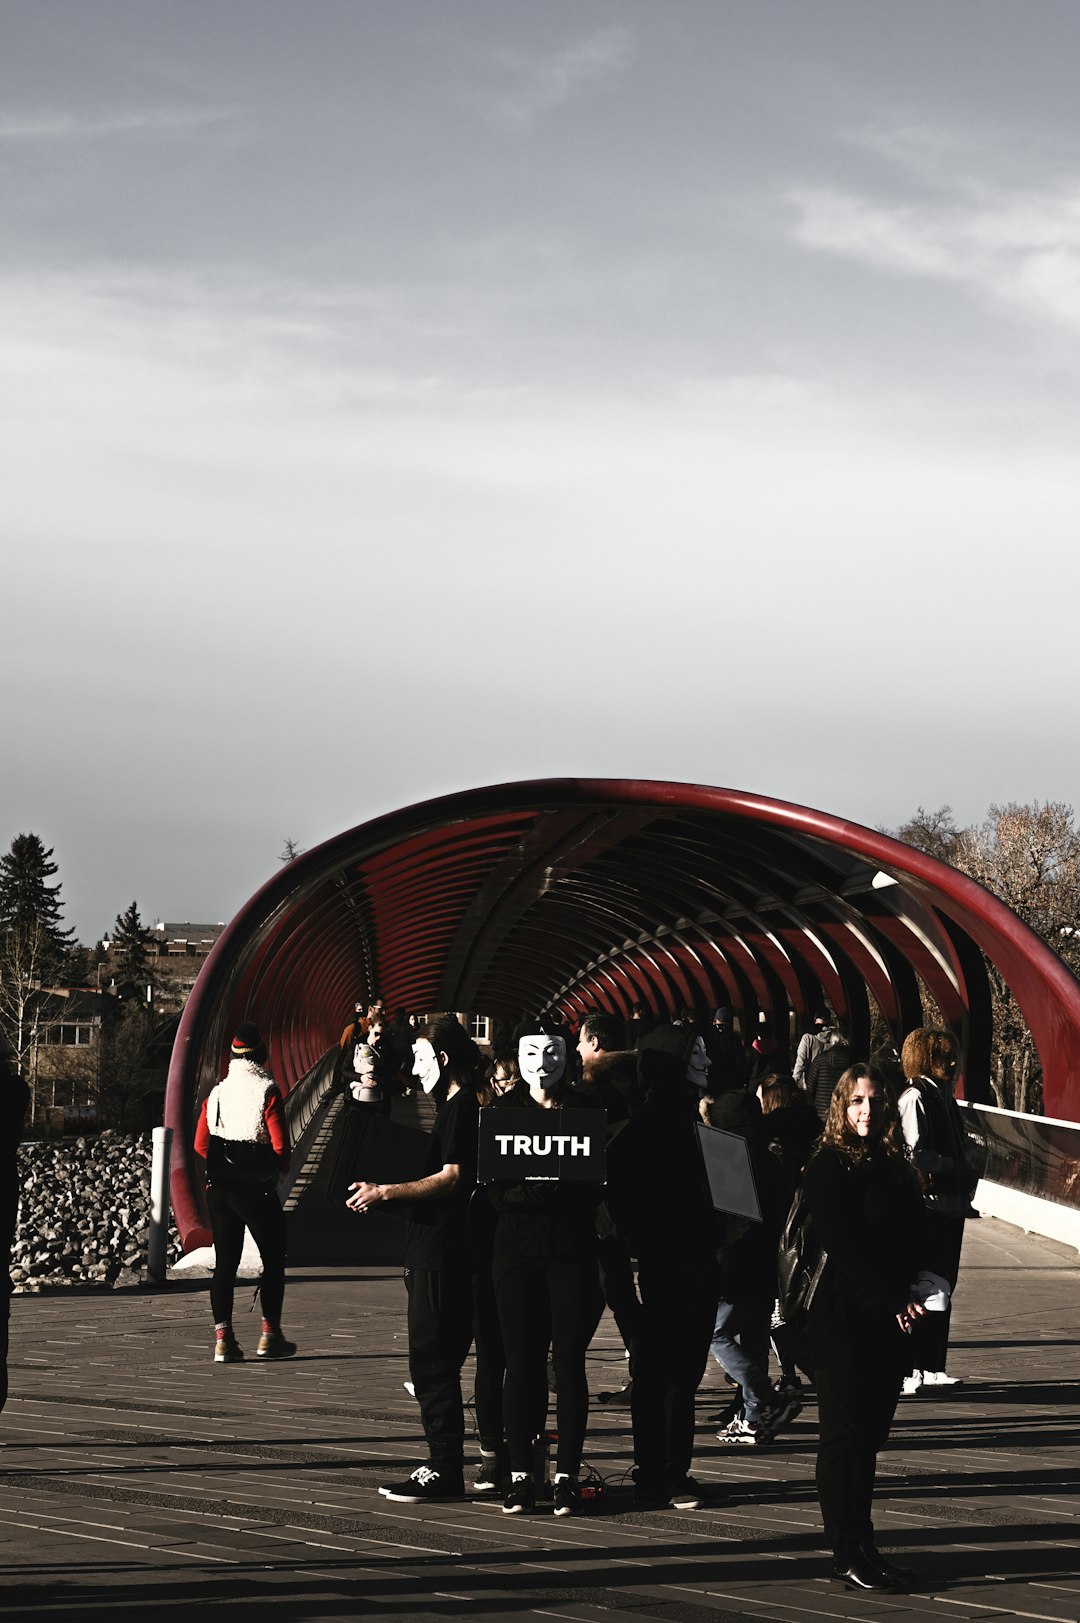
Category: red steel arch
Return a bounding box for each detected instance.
[165,779,1080,1249]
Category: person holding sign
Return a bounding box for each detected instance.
[490,1020,604,1518]
[346,1015,481,1503]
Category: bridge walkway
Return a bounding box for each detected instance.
[2,1213,1079,1621]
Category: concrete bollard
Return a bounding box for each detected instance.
[147,1125,173,1283]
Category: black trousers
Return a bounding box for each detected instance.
[206,1183,287,1325]
[815,1362,901,1562]
[631,1256,717,1485]
[911,1212,965,1372]
[472,1266,505,1453]
[494,1251,600,1477]
[598,1232,643,1369]
[406,1267,474,1471]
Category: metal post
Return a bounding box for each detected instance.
[148,1125,173,1283]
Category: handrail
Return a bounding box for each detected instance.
[959,1099,1080,1210]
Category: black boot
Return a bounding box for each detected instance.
[858,1543,914,1584]
[831,1550,902,1592]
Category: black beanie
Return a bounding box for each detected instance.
[231,1021,264,1058]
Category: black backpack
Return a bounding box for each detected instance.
[776,1180,827,1323]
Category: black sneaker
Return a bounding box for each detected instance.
[502,1477,536,1515]
[379,1464,464,1502]
[552,1477,581,1517]
[597,1379,633,1406]
[762,1388,803,1436]
[473,1447,509,1497]
[667,1476,704,1510]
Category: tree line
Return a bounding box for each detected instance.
[0,834,159,1127]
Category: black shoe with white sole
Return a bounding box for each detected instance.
[379,1464,464,1502]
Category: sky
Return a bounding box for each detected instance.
[3,0,1080,943]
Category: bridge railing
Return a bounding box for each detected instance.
[959,1099,1080,1208]
[959,1099,1080,1254]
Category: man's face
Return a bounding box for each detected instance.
[577,1029,600,1062]
[518,1034,567,1093]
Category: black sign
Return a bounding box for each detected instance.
[695,1122,761,1222]
[478,1107,607,1183]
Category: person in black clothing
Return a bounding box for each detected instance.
[605,1025,719,1509]
[491,1020,604,1518]
[347,1015,481,1502]
[703,1006,745,1094]
[897,1027,976,1391]
[758,1073,821,1390]
[577,1010,644,1399]
[708,1088,799,1444]
[802,1062,929,1592]
[1,1034,30,1413]
[469,1054,525,1495]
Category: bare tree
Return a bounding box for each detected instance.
[954,802,1080,1113]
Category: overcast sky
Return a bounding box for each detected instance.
[3,0,1079,942]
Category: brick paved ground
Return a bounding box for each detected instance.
[2,1125,1079,1621]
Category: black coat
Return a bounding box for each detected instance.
[803,1143,927,1370]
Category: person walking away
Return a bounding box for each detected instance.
[346,1015,481,1502]
[802,1062,929,1591]
[194,1022,295,1363]
[807,1027,855,1124]
[897,1027,975,1393]
[793,1011,837,1089]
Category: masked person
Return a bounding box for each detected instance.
[346,1015,480,1502]
[491,1020,604,1518]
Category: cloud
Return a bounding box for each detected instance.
[482,27,633,134]
[789,179,1080,335]
[0,106,241,142]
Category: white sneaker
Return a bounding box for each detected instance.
[901,1370,923,1395]
[403,1380,416,1398]
[922,1369,963,1386]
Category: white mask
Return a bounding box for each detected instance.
[518,1033,567,1094]
[412,1039,443,1095]
[686,1036,711,1089]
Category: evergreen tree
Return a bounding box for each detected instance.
[0,832,76,1091]
[110,901,153,995]
[0,834,74,953]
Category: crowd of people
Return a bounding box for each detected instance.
[190,996,978,1591]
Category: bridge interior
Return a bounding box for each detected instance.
[166,780,1080,1249]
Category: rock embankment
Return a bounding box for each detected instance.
[11,1131,183,1291]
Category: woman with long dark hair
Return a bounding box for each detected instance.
[802,1062,929,1591]
[347,1014,483,1502]
[194,1022,295,1363]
